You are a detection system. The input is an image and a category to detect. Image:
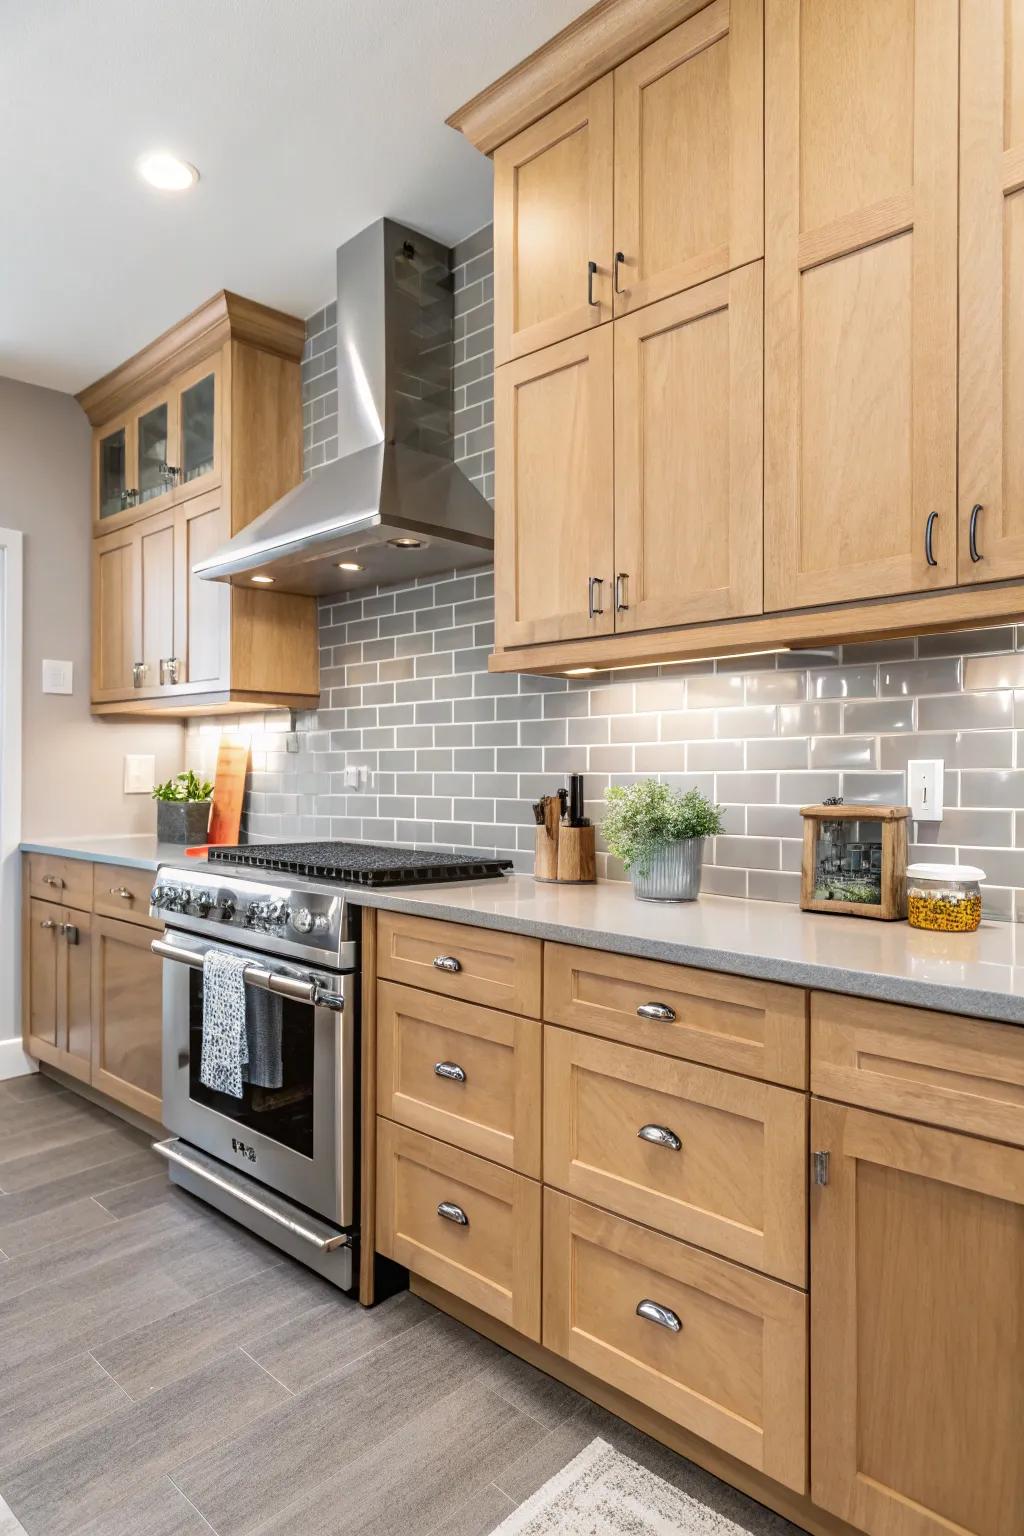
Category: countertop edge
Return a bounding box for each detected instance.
[353,888,1024,1028]
[21,840,162,872]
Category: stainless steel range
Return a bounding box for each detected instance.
[149,842,512,1290]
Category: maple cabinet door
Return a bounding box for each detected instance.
[614,262,763,631]
[613,0,762,315]
[764,0,958,609]
[138,507,177,695]
[494,327,614,648]
[958,0,1024,581]
[493,77,613,365]
[811,1100,1024,1536]
[91,523,140,703]
[91,916,163,1121]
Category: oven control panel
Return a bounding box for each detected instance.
[150,865,352,967]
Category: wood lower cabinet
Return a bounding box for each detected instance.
[763,0,958,611]
[495,326,614,647]
[90,916,163,1121]
[376,910,542,1017]
[811,1100,1024,1536]
[24,900,93,1084]
[544,1190,808,1493]
[614,262,763,630]
[493,77,613,365]
[613,0,762,315]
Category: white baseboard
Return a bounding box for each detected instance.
[0,1036,36,1081]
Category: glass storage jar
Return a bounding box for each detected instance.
[906,863,986,933]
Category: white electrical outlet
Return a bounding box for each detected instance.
[124,754,156,794]
[41,659,73,694]
[908,758,944,822]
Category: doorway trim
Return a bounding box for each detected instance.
[0,528,26,1077]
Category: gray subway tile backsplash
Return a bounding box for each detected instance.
[185,226,1024,921]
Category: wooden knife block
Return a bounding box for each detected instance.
[534,823,596,884]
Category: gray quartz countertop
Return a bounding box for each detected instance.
[352,875,1024,1027]
[20,835,174,872]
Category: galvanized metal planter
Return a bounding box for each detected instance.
[630,837,705,902]
[157,800,212,846]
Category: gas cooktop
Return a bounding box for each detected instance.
[206,841,514,888]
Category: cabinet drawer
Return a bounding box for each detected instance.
[376,1119,541,1339]
[92,863,159,927]
[377,981,542,1176]
[27,854,93,912]
[544,943,807,1087]
[812,992,1024,1148]
[377,912,541,1018]
[544,1190,807,1493]
[545,1027,807,1284]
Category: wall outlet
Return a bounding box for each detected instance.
[41,659,73,694]
[124,754,156,794]
[343,765,370,789]
[908,758,944,821]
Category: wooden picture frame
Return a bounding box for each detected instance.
[800,804,909,921]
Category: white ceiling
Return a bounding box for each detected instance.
[1,0,588,395]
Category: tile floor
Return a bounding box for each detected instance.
[0,1073,804,1536]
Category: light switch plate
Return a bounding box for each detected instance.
[908,758,944,821]
[41,659,73,694]
[124,754,156,794]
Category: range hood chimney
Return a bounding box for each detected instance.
[194,218,493,595]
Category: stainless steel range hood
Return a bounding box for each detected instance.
[194,219,493,596]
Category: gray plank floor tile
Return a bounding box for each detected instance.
[0,1204,188,1305]
[0,1351,130,1473]
[0,1148,162,1231]
[94,1261,333,1399]
[0,1091,111,1139]
[0,1193,117,1259]
[173,1312,499,1536]
[475,1348,583,1430]
[248,1379,547,1536]
[0,1075,68,1103]
[0,1125,151,1194]
[245,1285,433,1391]
[426,1482,515,1536]
[0,1350,289,1536]
[76,1477,216,1536]
[0,1108,120,1168]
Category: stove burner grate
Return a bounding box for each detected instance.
[207,841,513,888]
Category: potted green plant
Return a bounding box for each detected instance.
[153,770,214,845]
[602,779,724,901]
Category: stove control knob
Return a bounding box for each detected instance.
[218,899,236,922]
[190,890,213,916]
[265,900,288,925]
[290,907,327,936]
[150,886,164,908]
[160,885,184,911]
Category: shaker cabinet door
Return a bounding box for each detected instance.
[91,915,164,1121]
[764,0,958,609]
[958,0,1024,582]
[613,262,763,632]
[92,523,140,702]
[613,0,763,315]
[495,326,614,647]
[493,77,613,364]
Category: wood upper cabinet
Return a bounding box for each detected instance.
[493,78,613,365]
[958,0,1024,583]
[80,294,319,716]
[91,915,163,1122]
[613,0,763,316]
[23,899,92,1085]
[495,326,614,646]
[614,262,763,630]
[764,0,959,611]
[811,1100,1024,1536]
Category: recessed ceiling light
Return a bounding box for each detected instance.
[337,561,364,572]
[388,537,423,549]
[138,152,199,191]
[250,574,274,584]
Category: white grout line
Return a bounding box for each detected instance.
[166,1475,222,1535]
[86,1350,135,1404]
[237,1345,295,1397]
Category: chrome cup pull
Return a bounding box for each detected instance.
[638,1124,681,1152]
[437,1201,469,1227]
[433,955,462,974]
[110,886,133,900]
[59,923,79,945]
[636,1002,676,1023]
[636,1299,682,1333]
[42,874,64,889]
[39,917,57,930]
[434,1061,467,1084]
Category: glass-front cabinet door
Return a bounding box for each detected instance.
[136,397,177,506]
[97,423,130,521]
[174,355,221,498]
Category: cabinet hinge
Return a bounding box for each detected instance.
[813,1150,830,1186]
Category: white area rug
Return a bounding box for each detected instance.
[492,1437,756,1534]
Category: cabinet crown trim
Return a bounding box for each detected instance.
[76,290,305,425]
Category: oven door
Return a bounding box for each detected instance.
[155,928,354,1227]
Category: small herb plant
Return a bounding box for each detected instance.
[152,770,214,804]
[602,780,724,876]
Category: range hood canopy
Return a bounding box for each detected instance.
[194,218,493,596]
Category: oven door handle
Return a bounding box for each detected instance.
[151,937,344,1010]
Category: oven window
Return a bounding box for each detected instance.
[187,970,315,1158]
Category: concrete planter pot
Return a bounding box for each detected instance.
[157,800,212,846]
[629,837,705,902]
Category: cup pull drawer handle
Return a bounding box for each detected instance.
[636,1299,682,1333]
[42,874,64,889]
[636,1002,676,1022]
[437,1201,469,1227]
[434,1061,467,1083]
[433,955,462,974]
[638,1124,681,1152]
[110,886,133,900]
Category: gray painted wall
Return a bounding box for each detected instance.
[187,229,1024,921]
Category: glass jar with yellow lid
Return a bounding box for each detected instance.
[906,863,986,933]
